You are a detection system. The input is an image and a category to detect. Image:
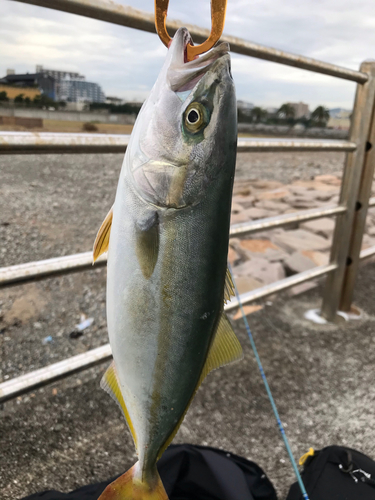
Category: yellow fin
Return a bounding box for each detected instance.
[100,361,138,449]
[93,207,113,263]
[98,462,168,500]
[158,312,243,458]
[201,312,243,377]
[224,267,235,303]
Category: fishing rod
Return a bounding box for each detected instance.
[228,263,310,500]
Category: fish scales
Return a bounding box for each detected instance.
[94,27,241,500]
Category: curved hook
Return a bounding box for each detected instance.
[154,0,227,61]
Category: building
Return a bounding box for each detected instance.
[36,65,105,103]
[0,66,106,103]
[286,101,310,119]
[58,77,105,103]
[237,100,254,110]
[0,71,55,99]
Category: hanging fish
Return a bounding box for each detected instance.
[93,27,242,500]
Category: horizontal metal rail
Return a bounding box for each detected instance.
[225,263,337,311]
[0,205,345,288]
[0,344,112,403]
[11,0,368,83]
[0,252,107,288]
[359,245,375,260]
[230,204,346,236]
[0,132,357,155]
[0,262,337,403]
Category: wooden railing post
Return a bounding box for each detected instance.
[321,62,375,322]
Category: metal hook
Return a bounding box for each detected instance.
[154,0,228,61]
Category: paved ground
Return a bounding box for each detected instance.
[2,151,375,499]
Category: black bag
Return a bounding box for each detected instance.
[286,445,375,500]
[22,443,277,500]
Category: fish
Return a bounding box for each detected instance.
[93,27,242,500]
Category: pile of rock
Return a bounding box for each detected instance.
[228,174,375,301]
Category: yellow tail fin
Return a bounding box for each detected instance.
[98,462,168,500]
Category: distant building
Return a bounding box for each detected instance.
[36,65,105,103]
[0,72,55,99]
[0,66,105,103]
[287,101,310,119]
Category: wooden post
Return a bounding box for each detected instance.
[321,62,375,322]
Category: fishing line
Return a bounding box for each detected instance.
[228,262,309,500]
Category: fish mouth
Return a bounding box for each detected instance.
[167,27,230,93]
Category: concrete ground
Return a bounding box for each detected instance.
[2,151,375,500]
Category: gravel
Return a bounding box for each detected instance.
[4,150,375,500]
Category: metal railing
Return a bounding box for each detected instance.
[2,0,375,402]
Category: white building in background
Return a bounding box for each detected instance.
[35,65,105,103]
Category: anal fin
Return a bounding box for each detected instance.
[93,206,113,263]
[100,361,138,448]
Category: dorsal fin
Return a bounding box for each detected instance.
[158,311,243,458]
[93,207,113,263]
[224,267,235,303]
[100,361,138,449]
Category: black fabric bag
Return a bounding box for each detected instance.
[22,443,277,500]
[286,445,375,500]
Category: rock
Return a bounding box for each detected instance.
[243,207,277,219]
[255,200,290,212]
[264,248,290,262]
[249,180,285,190]
[232,276,263,294]
[301,250,329,266]
[230,211,251,224]
[288,281,318,296]
[273,229,331,252]
[228,246,240,264]
[231,201,244,214]
[232,195,255,209]
[284,251,316,275]
[232,258,285,284]
[256,188,290,201]
[314,174,341,186]
[362,234,375,249]
[239,239,278,253]
[301,217,335,238]
[233,304,263,320]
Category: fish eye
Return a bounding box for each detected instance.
[187,109,200,124]
[184,102,206,132]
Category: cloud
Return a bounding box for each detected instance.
[0,0,373,107]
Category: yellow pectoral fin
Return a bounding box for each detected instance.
[100,361,138,449]
[224,266,235,303]
[93,207,113,263]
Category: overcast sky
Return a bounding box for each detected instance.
[1,0,375,109]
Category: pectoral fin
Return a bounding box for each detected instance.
[100,361,138,449]
[136,212,159,279]
[93,207,113,263]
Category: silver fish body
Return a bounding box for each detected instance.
[96,27,240,500]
